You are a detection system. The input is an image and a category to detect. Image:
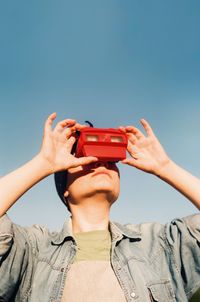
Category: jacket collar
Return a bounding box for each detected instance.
[51,218,74,245]
[51,217,141,245]
[109,221,141,241]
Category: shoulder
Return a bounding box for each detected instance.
[112,213,200,250]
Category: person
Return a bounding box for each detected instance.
[0,112,199,302]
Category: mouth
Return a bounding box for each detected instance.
[92,171,112,179]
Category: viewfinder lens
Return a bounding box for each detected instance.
[110,136,123,142]
[86,135,99,142]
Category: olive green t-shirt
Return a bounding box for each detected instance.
[61,230,126,302]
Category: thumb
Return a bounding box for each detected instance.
[70,156,98,168]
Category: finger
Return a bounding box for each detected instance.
[70,156,98,168]
[127,141,139,155]
[54,119,76,132]
[64,122,92,140]
[64,122,87,133]
[126,133,137,145]
[118,126,126,133]
[140,119,155,137]
[75,123,88,130]
[121,158,144,171]
[125,125,144,139]
[66,136,76,151]
[44,112,57,133]
[121,158,139,167]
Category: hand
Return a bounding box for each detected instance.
[120,119,170,175]
[38,112,98,173]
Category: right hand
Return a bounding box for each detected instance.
[120,119,170,176]
[38,112,98,173]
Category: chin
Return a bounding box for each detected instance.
[93,186,119,201]
[92,179,119,195]
[93,181,114,191]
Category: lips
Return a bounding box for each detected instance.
[92,171,112,179]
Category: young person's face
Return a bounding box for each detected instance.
[64,162,120,206]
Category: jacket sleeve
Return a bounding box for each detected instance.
[0,213,48,300]
[165,213,200,300]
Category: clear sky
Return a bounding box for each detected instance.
[0,0,200,230]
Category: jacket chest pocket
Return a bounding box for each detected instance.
[147,280,176,302]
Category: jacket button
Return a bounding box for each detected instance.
[130,292,136,298]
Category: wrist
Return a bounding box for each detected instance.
[34,153,56,176]
[154,158,175,179]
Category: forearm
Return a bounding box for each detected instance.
[156,160,200,210]
[0,154,52,217]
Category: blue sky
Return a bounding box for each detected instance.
[0,0,200,230]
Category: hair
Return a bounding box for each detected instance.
[54,171,71,212]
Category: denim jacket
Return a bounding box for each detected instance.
[0,213,199,302]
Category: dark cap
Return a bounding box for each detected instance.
[54,170,71,211]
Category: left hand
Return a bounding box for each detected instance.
[38,113,98,173]
[120,119,170,175]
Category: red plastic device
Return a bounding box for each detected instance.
[75,127,128,162]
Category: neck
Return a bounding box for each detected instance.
[70,198,111,234]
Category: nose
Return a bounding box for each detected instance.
[93,161,109,169]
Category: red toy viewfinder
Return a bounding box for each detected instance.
[75,127,128,162]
